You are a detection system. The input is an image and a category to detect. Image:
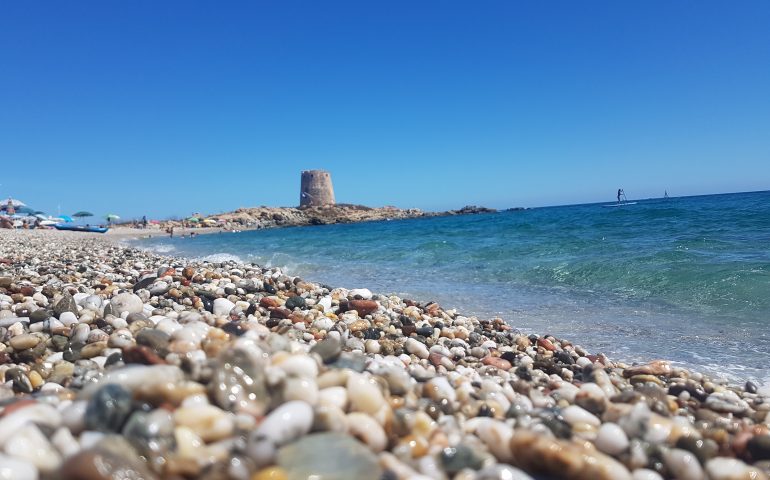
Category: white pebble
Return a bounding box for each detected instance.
[347,373,386,414]
[631,469,664,480]
[212,298,235,316]
[562,405,601,427]
[664,449,704,480]
[247,400,313,466]
[705,457,766,480]
[595,422,629,456]
[346,412,386,451]
[405,338,429,359]
[0,453,38,480]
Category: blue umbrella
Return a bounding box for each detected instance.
[15,206,35,214]
[57,215,73,223]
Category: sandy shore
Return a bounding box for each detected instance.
[105,226,228,241]
[0,229,768,480]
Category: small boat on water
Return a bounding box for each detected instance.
[54,224,109,234]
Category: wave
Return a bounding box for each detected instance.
[198,253,245,263]
[143,243,177,254]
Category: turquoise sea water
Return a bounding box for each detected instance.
[137,191,770,382]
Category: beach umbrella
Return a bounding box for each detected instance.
[187,217,200,223]
[15,206,35,215]
[72,211,94,218]
[106,214,120,220]
[3,198,26,207]
[56,215,74,223]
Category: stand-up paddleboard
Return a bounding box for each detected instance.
[602,202,638,208]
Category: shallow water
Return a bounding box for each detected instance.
[137,191,770,383]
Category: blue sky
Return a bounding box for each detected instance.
[1,1,769,219]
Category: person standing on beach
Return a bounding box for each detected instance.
[142,216,148,229]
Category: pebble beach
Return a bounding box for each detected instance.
[1,229,769,480]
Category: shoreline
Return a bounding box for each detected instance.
[0,229,768,479]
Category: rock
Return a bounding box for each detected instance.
[53,292,78,317]
[509,430,632,480]
[28,309,49,323]
[110,293,143,316]
[348,299,378,316]
[121,409,175,459]
[349,288,373,300]
[285,296,306,310]
[596,422,630,456]
[623,360,672,378]
[747,435,770,461]
[562,405,601,427]
[482,356,512,370]
[0,453,38,480]
[135,329,170,353]
[310,337,342,364]
[405,338,429,359]
[57,448,158,480]
[174,404,234,442]
[6,368,33,393]
[676,437,718,464]
[705,391,749,414]
[9,334,40,350]
[663,448,705,480]
[277,432,382,480]
[346,372,386,414]
[632,470,664,480]
[208,348,269,416]
[212,298,235,316]
[476,465,534,480]
[3,424,61,472]
[704,457,769,480]
[85,384,133,433]
[441,444,484,474]
[247,401,314,466]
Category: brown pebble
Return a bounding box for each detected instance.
[260,297,280,309]
[537,338,556,351]
[623,360,672,378]
[270,308,291,319]
[482,356,512,370]
[349,299,378,316]
[58,448,158,480]
[123,345,166,365]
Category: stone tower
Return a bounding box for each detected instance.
[299,170,335,207]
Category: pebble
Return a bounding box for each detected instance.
[110,292,144,316]
[212,298,235,316]
[276,432,382,480]
[84,384,133,433]
[596,422,630,456]
[0,453,38,480]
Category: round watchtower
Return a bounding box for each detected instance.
[299,170,335,207]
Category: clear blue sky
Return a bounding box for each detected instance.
[2,1,769,219]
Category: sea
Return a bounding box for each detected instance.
[135,191,770,384]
